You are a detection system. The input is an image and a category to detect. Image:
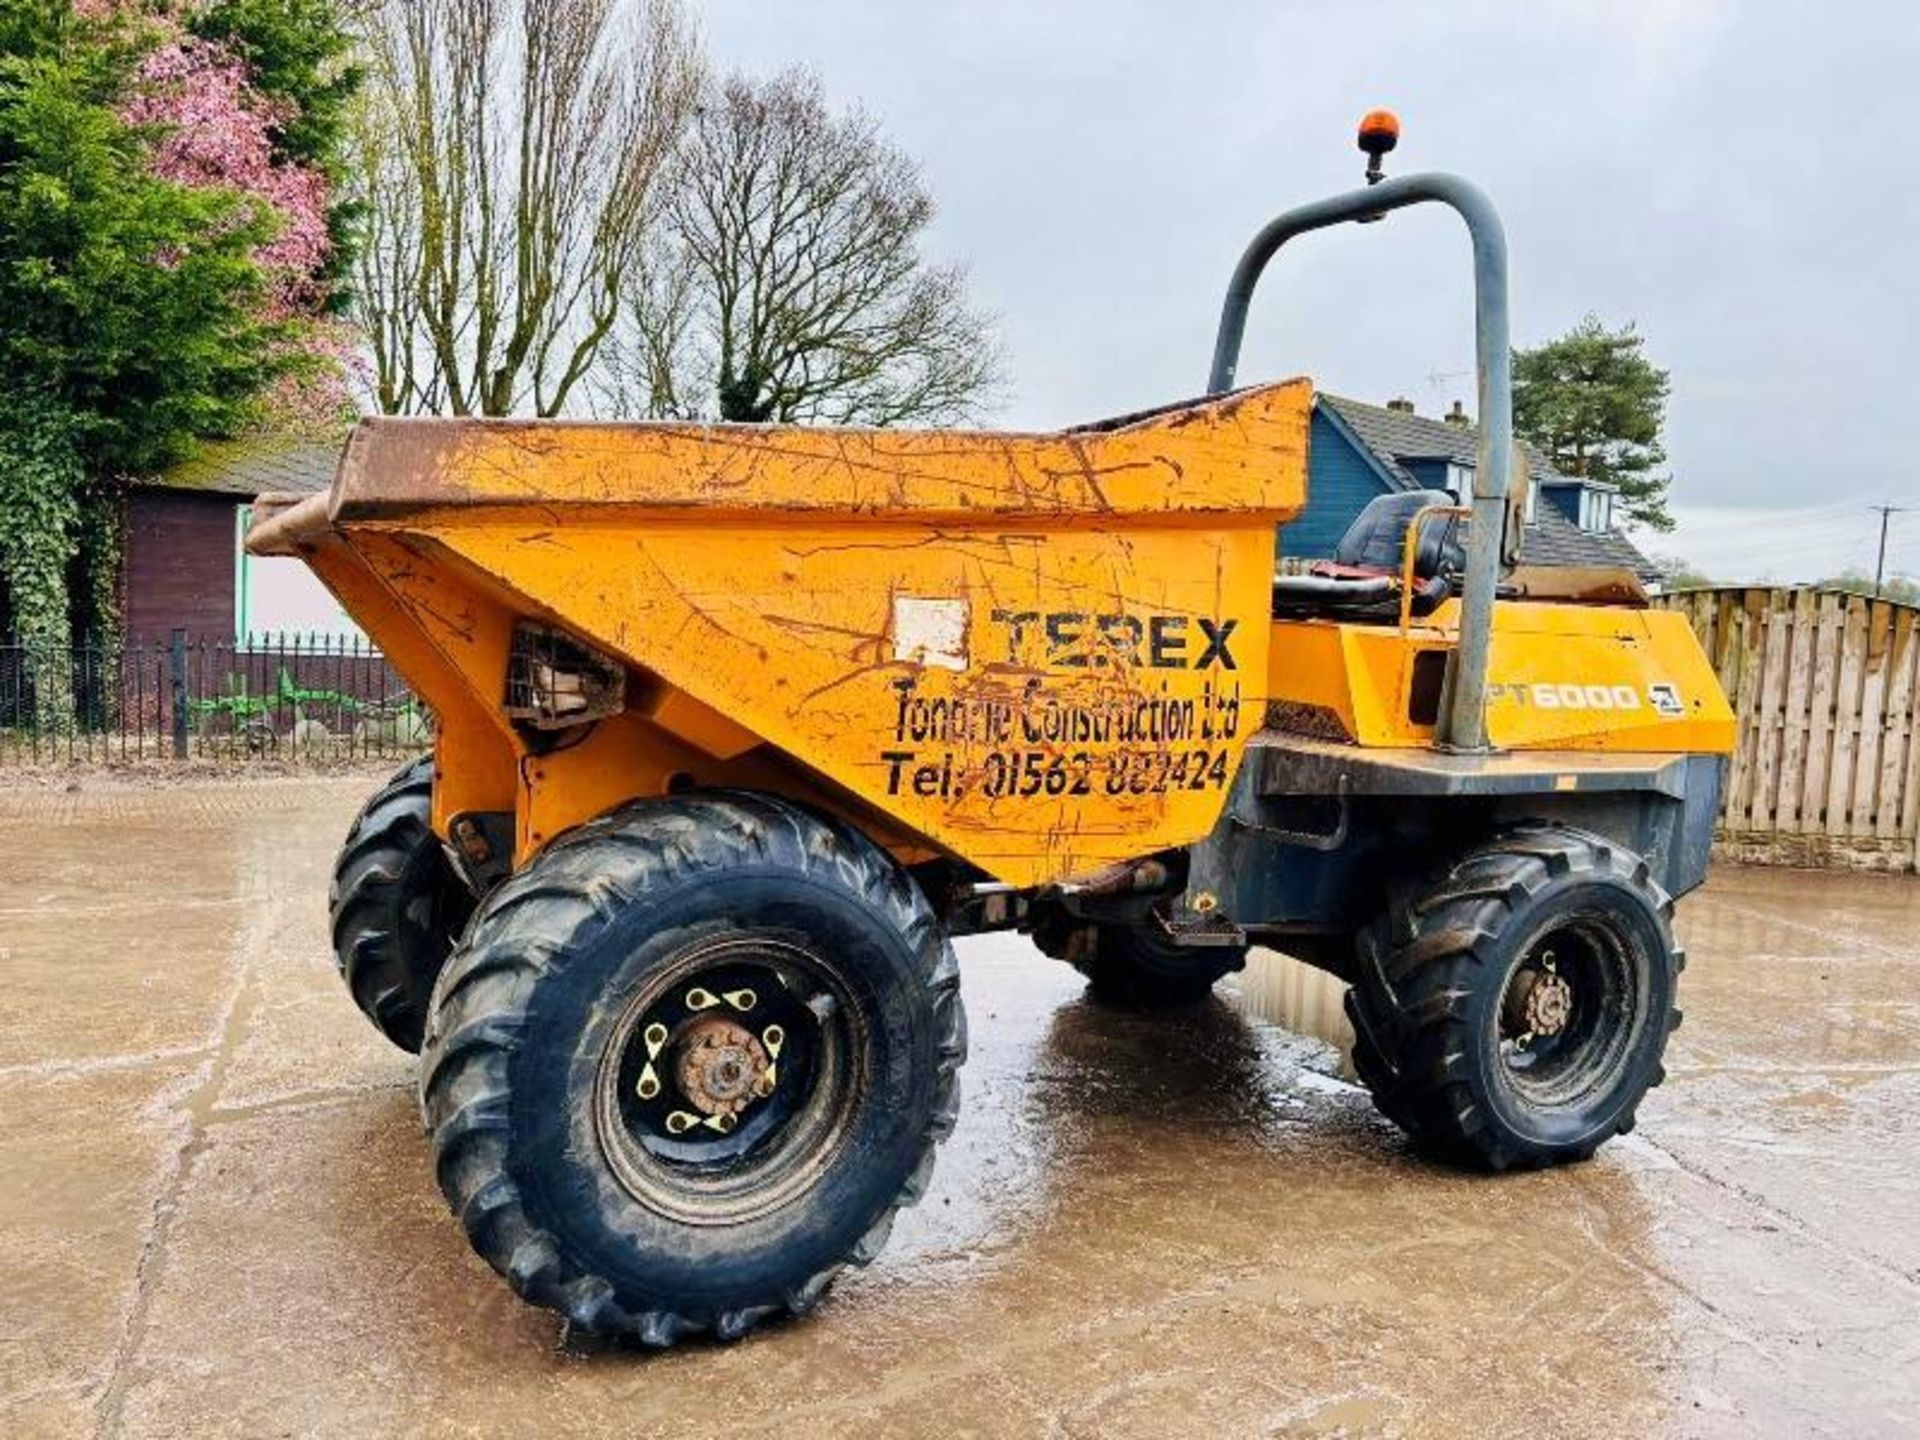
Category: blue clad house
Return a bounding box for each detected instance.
[1289,394,1657,579]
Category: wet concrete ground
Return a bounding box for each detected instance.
[1,777,1916,1438]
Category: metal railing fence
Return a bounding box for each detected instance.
[0,630,428,765]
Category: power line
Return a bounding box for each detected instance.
[1672,504,1875,538]
[1674,518,1866,545]
[1670,502,1918,579]
[1664,525,1880,567]
[1677,499,1872,522]
[1667,518,1872,553]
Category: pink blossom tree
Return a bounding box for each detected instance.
[116,5,353,431]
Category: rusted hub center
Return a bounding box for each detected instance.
[1508,967,1575,1039]
[674,1016,772,1118]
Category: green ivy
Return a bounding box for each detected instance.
[0,6,298,729]
[74,480,123,677]
[0,400,82,731]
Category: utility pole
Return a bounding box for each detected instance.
[1871,504,1909,597]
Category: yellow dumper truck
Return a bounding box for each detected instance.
[253,116,1734,1344]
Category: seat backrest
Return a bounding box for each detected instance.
[1335,489,1465,578]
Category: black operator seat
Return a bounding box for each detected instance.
[1271,489,1466,621]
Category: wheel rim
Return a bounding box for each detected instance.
[1492,911,1639,1110]
[593,936,864,1226]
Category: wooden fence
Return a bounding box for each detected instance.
[1656,587,1920,872]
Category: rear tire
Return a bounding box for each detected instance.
[1345,825,1681,1171]
[418,792,965,1345]
[1034,913,1247,1007]
[328,757,475,1053]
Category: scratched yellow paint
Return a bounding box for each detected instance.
[249,376,1730,889]
[426,518,1274,882]
[326,382,1313,523]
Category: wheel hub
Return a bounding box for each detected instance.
[1502,943,1581,1052]
[674,1016,773,1118]
[1524,969,1574,1037]
[595,938,860,1227]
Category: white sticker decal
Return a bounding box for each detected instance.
[1648,682,1685,716]
[892,597,970,672]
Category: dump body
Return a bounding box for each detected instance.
[252,383,1311,886]
[250,379,1734,891]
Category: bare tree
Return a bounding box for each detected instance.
[349,0,700,416]
[612,68,1002,425]
[351,83,435,414]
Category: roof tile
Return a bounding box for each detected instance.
[144,436,344,498]
[1317,393,1658,580]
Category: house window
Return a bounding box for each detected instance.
[1444,460,1535,521]
[234,506,367,645]
[1578,488,1615,533]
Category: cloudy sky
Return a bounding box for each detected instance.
[704,0,1919,584]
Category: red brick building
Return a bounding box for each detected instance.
[119,438,340,645]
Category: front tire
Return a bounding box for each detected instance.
[418,792,965,1344]
[328,757,474,1052]
[1345,825,1681,1171]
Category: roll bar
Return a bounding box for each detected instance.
[1207,148,1511,754]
